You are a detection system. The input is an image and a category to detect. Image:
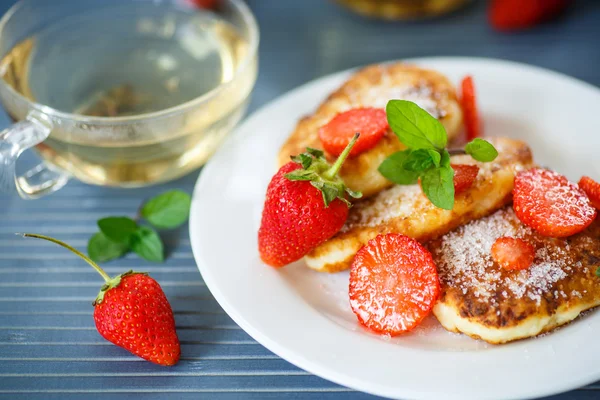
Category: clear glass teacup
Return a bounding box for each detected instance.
[0,0,258,199]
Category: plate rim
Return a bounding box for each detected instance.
[190,56,600,400]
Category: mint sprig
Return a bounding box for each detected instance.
[87,189,191,263]
[379,100,498,210]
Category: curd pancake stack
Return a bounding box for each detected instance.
[430,207,600,344]
[278,63,463,198]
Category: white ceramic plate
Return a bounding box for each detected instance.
[190,57,600,400]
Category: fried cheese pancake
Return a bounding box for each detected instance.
[430,207,600,344]
[304,137,534,273]
[278,63,463,198]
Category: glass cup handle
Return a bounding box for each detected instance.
[0,113,70,199]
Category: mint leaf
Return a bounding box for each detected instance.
[428,149,442,167]
[465,138,498,162]
[87,232,129,263]
[402,149,442,172]
[420,151,455,210]
[378,150,420,185]
[141,190,191,229]
[386,100,447,150]
[98,217,138,244]
[129,226,164,262]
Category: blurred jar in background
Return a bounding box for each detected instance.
[335,0,471,20]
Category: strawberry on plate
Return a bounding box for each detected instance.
[460,76,481,140]
[318,108,388,157]
[452,164,479,195]
[578,176,600,210]
[258,134,362,267]
[23,234,180,366]
[349,234,440,336]
[513,168,597,237]
[491,237,535,271]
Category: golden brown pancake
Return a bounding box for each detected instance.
[429,207,600,344]
[304,137,534,273]
[278,63,463,198]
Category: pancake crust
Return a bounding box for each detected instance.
[304,137,534,273]
[430,207,600,344]
[278,63,463,198]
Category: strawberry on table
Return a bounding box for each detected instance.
[452,164,479,195]
[258,134,362,267]
[318,108,388,157]
[489,0,570,31]
[460,76,481,140]
[513,168,597,237]
[349,234,440,336]
[23,234,180,366]
[578,176,600,210]
[491,237,535,271]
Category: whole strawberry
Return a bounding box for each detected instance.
[23,234,180,366]
[259,134,361,267]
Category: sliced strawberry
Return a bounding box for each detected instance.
[513,168,597,237]
[452,164,479,195]
[318,108,388,157]
[491,237,535,271]
[579,176,600,210]
[460,76,481,140]
[349,234,440,336]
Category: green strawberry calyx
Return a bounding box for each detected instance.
[20,233,147,305]
[95,270,148,306]
[285,133,362,207]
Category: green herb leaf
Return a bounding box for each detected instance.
[402,149,442,172]
[129,226,164,262]
[291,153,313,169]
[378,150,420,185]
[465,138,499,162]
[596,266,600,278]
[420,151,455,210]
[141,190,191,229]
[87,232,129,263]
[386,100,447,150]
[98,217,138,244]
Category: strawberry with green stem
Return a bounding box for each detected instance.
[23,233,180,366]
[258,134,362,267]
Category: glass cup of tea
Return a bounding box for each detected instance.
[0,0,258,199]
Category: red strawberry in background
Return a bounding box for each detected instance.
[489,0,571,31]
[188,0,219,9]
[258,134,362,267]
[23,234,180,366]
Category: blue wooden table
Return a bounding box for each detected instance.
[1,0,600,399]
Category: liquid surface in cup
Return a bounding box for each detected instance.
[0,2,255,186]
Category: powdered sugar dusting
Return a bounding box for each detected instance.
[433,208,576,305]
[344,76,445,118]
[361,84,444,118]
[342,184,423,232]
